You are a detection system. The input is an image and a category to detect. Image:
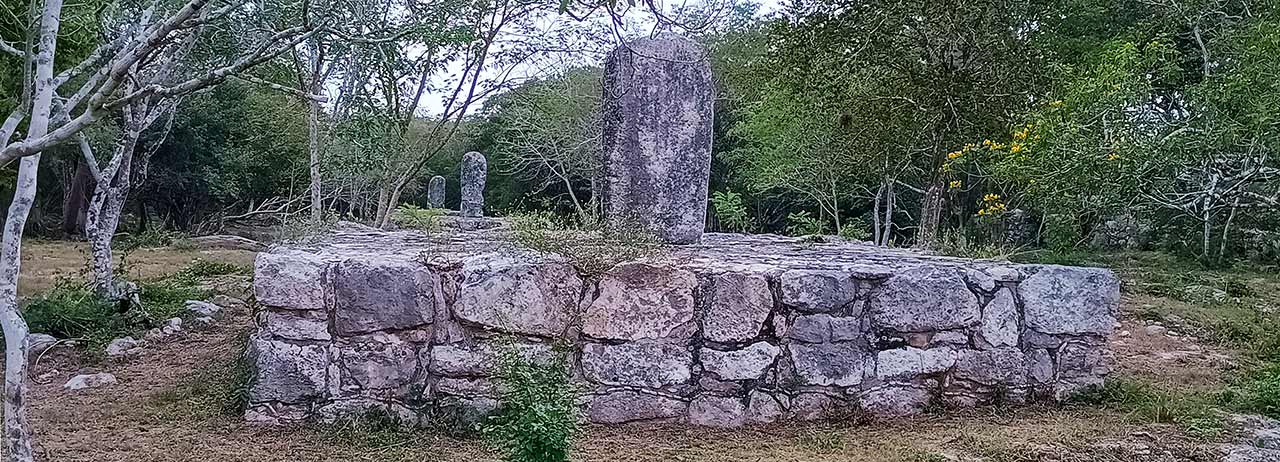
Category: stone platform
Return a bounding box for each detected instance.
[246,220,1119,427]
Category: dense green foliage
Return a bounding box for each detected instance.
[1,0,1275,265]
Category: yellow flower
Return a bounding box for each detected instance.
[1049,100,1064,108]
[949,180,962,189]
[1010,143,1023,154]
[947,151,962,160]
[1013,130,1028,141]
[983,193,1001,202]
[1107,153,1120,161]
[977,209,987,216]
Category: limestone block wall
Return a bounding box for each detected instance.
[246,228,1119,427]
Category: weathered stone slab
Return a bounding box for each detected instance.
[1018,265,1120,335]
[780,270,857,313]
[249,336,330,404]
[337,335,420,392]
[429,341,555,377]
[688,394,746,427]
[746,390,786,423]
[599,33,713,244]
[333,258,434,335]
[860,385,931,417]
[789,393,843,421]
[980,288,1019,348]
[875,347,956,380]
[703,272,772,343]
[790,314,831,343]
[581,340,692,388]
[254,250,327,310]
[434,377,498,397]
[582,263,696,340]
[700,342,780,381]
[789,342,872,387]
[427,175,446,209]
[869,266,980,333]
[260,309,331,341]
[953,348,1028,386]
[453,257,582,337]
[460,151,486,217]
[587,391,688,424]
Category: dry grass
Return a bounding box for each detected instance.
[17,243,1242,461]
[19,240,256,296]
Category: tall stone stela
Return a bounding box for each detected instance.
[600,33,714,244]
[427,175,446,209]
[460,152,486,217]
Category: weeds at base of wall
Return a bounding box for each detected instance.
[1069,379,1224,438]
[482,338,578,462]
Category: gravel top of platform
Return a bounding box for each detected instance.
[276,218,1063,278]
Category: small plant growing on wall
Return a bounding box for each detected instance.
[391,204,446,231]
[510,211,666,277]
[483,339,579,462]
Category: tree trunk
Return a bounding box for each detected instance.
[306,94,322,222]
[61,159,93,238]
[873,182,883,245]
[883,179,895,246]
[2,0,62,458]
[916,178,945,249]
[85,126,139,301]
[1,156,38,462]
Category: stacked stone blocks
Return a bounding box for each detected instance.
[248,232,1118,427]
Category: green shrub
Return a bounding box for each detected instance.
[22,280,133,345]
[711,190,751,233]
[484,340,578,462]
[1042,214,1080,251]
[838,218,872,241]
[511,211,665,277]
[138,278,210,323]
[21,259,235,349]
[392,204,445,231]
[174,259,252,280]
[786,210,826,236]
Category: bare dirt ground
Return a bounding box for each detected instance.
[21,242,1247,461]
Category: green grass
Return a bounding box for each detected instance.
[21,258,250,351]
[1069,378,1224,438]
[1224,363,1280,419]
